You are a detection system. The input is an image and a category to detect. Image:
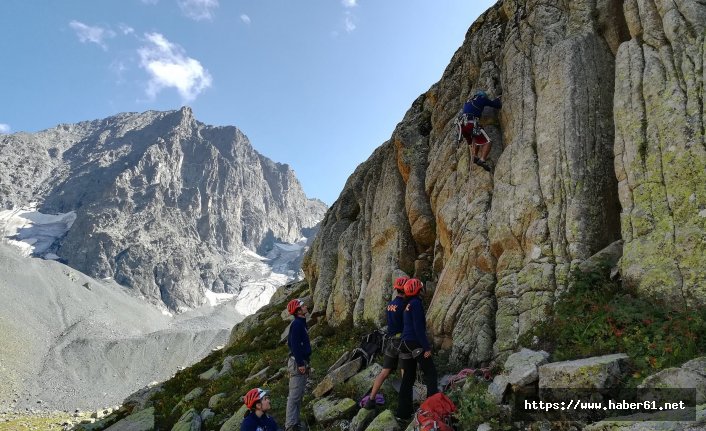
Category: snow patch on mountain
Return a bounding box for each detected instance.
[224,239,308,315]
[0,205,76,258]
[204,289,236,306]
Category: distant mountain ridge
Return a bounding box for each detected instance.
[0,107,327,311]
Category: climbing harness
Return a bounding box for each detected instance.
[455,112,486,144]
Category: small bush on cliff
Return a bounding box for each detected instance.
[448,378,510,431]
[521,265,706,383]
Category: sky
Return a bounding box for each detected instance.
[0,0,496,205]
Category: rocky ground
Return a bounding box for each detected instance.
[0,200,311,415]
[81,280,705,431]
[0,243,241,414]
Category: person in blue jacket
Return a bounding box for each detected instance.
[363,276,409,409]
[396,278,439,420]
[241,388,281,431]
[458,89,502,172]
[284,298,311,431]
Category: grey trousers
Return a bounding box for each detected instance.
[285,357,308,428]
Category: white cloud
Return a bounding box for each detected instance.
[0,124,10,134]
[338,0,358,35]
[138,33,212,102]
[119,23,135,35]
[240,14,251,24]
[69,21,116,50]
[110,60,129,83]
[178,0,219,21]
[111,60,127,74]
[344,12,356,33]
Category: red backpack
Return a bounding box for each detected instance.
[414,392,457,431]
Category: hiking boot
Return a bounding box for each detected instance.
[395,415,411,424]
[473,156,480,164]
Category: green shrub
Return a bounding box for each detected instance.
[448,378,510,431]
[520,265,706,384]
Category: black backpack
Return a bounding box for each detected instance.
[350,329,386,368]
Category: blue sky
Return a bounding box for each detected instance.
[0,0,495,205]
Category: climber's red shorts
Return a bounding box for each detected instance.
[461,123,490,146]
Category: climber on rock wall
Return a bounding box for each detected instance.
[456,89,502,172]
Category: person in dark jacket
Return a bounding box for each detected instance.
[284,298,311,431]
[363,276,409,409]
[459,90,502,172]
[241,387,281,431]
[396,278,439,420]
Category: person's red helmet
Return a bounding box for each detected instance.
[404,278,424,297]
[393,276,409,291]
[243,387,269,409]
[287,298,305,315]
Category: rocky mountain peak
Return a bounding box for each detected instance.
[0,109,327,311]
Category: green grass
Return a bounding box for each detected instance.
[519,264,706,384]
[0,413,75,431]
[153,300,295,428]
[149,285,392,430]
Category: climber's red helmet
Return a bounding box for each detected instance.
[287,298,305,315]
[404,278,424,297]
[243,387,269,409]
[393,276,409,292]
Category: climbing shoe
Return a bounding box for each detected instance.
[363,397,377,409]
[473,156,480,164]
[478,160,492,172]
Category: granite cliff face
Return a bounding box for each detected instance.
[304,0,705,365]
[0,107,327,311]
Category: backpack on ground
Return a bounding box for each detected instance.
[350,329,386,369]
[413,392,458,431]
